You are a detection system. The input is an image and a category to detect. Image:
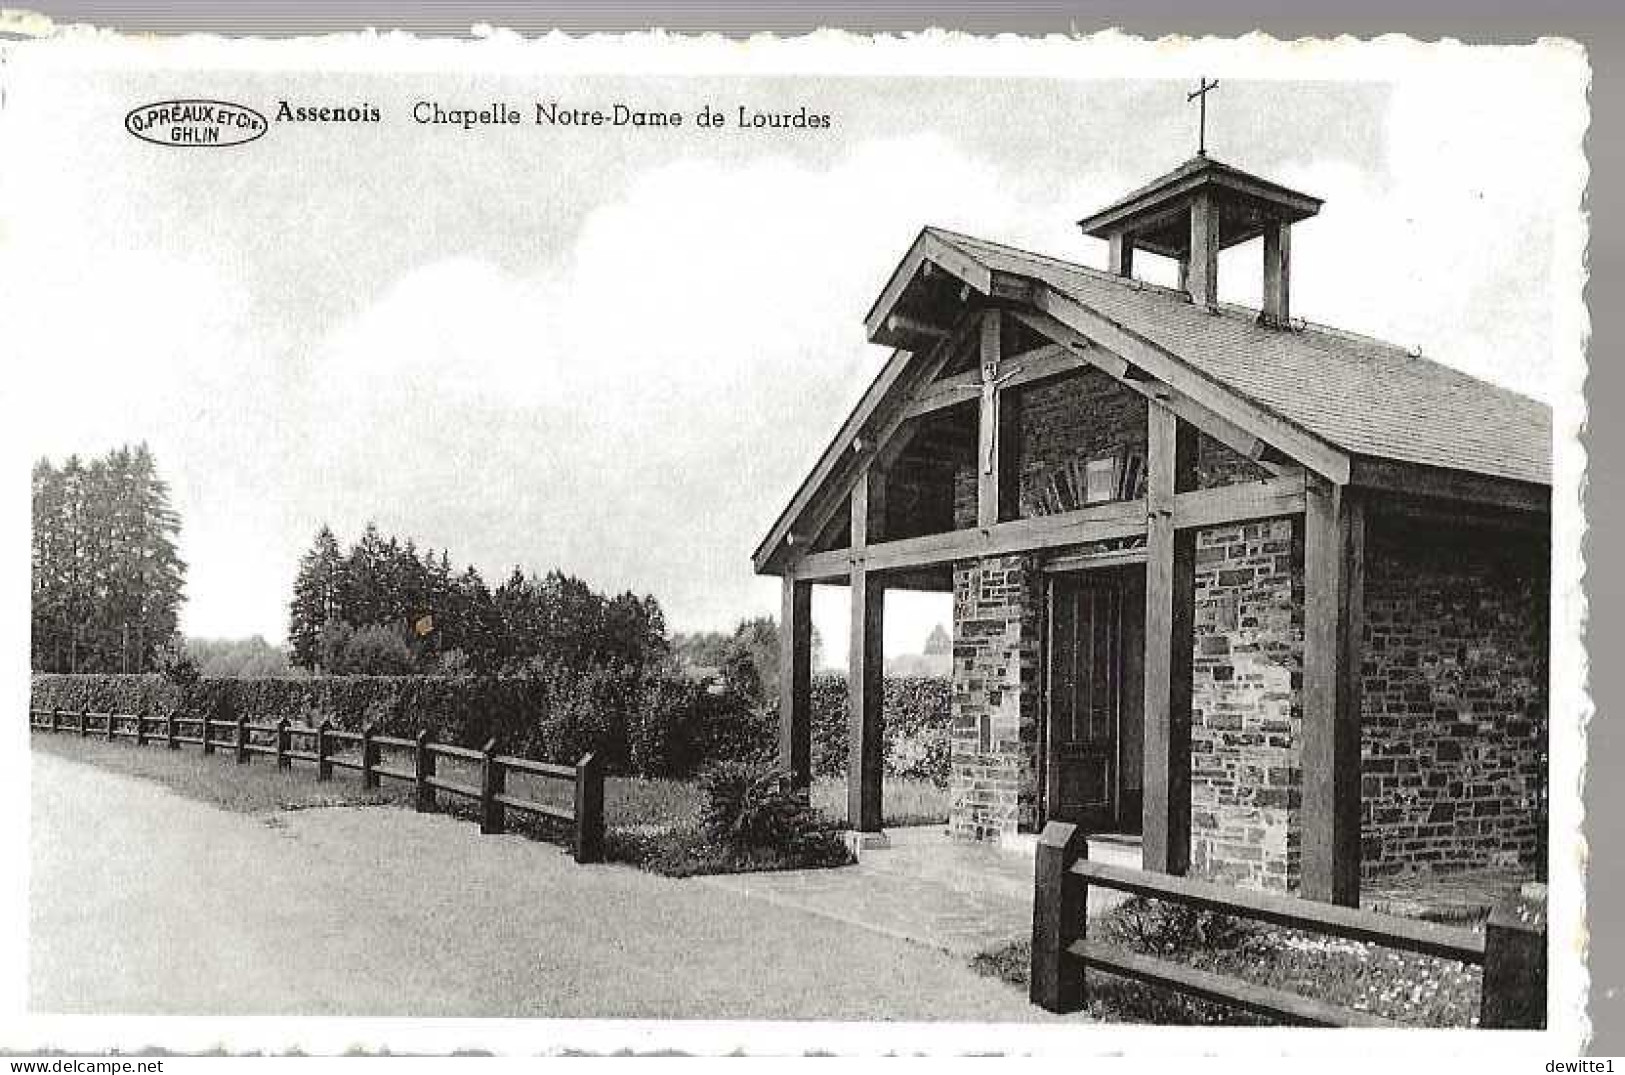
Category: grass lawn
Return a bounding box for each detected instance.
[31,732,948,877]
[30,732,412,813]
[971,896,1482,1027]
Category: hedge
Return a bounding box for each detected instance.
[30,670,954,786]
[808,673,952,786]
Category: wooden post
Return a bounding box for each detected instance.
[847,565,885,833]
[361,723,379,789]
[136,714,147,746]
[1108,232,1134,277]
[975,311,1001,529]
[166,713,178,750]
[235,715,249,764]
[1030,820,1088,1013]
[1480,884,1548,1029]
[201,714,214,755]
[414,729,436,812]
[51,708,61,734]
[1142,403,1193,875]
[845,460,887,835]
[1261,221,1292,327]
[106,711,115,742]
[1187,190,1219,309]
[316,719,333,781]
[574,752,605,864]
[275,718,290,769]
[78,708,88,739]
[1301,481,1365,906]
[480,738,505,835]
[779,575,814,790]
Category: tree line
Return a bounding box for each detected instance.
[31,445,186,673]
[287,523,670,678]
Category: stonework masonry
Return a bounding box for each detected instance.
[1190,516,1304,890]
[1360,519,1549,878]
[941,369,1546,888]
[949,554,1042,841]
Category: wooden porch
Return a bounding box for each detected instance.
[767,294,1547,908]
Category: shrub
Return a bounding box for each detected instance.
[1105,896,1248,956]
[698,757,820,851]
[628,675,702,778]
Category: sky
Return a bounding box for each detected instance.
[2,38,1587,668]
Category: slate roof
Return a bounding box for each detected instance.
[927,227,1551,488]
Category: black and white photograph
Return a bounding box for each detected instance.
[0,15,1592,1060]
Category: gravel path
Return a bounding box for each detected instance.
[30,749,1052,1020]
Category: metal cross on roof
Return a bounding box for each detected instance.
[1188,77,1219,157]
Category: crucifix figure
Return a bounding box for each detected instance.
[980,357,1022,475]
[1188,76,1219,157]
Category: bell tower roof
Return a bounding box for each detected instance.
[1076,155,1323,259]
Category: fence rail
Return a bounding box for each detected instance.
[1029,820,1546,1029]
[29,706,605,864]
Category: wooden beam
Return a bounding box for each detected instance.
[848,565,885,832]
[1142,402,1194,875]
[863,230,992,343]
[792,498,1149,582]
[978,310,1003,529]
[779,576,813,789]
[1171,474,1306,529]
[904,343,1074,420]
[1013,306,1288,471]
[851,462,887,547]
[1011,310,1131,379]
[1366,491,1551,536]
[777,316,975,571]
[1031,284,1351,483]
[886,313,951,341]
[1300,481,1365,906]
[1043,545,1149,572]
[794,475,1308,584]
[753,347,912,573]
[1348,455,1549,514]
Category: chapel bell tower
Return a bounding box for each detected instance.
[1076,155,1324,327]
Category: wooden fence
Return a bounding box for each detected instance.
[28,706,605,864]
[1030,820,1546,1029]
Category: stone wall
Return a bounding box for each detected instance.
[1189,516,1304,891]
[1360,519,1549,878]
[948,554,1042,841]
[1016,369,1147,515]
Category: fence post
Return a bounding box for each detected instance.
[166,713,178,750]
[574,752,605,864]
[1031,820,1089,1013]
[317,720,333,781]
[136,713,147,747]
[480,739,505,835]
[106,711,116,742]
[1481,883,1548,1029]
[235,714,249,764]
[201,713,214,756]
[275,718,290,768]
[51,709,61,734]
[414,730,436,813]
[361,724,379,790]
[78,708,88,739]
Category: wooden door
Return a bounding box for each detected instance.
[1046,573,1123,830]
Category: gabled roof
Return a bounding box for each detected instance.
[753,224,1551,573]
[929,227,1550,488]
